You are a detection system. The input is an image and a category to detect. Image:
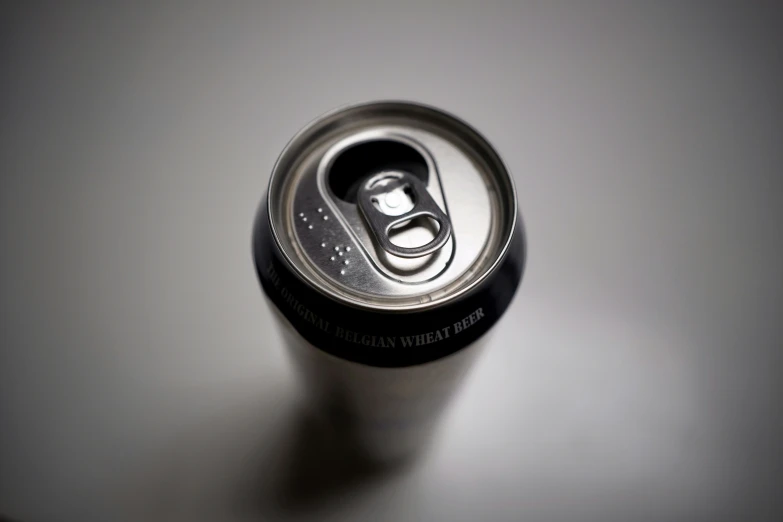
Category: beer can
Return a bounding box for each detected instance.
[252,101,526,462]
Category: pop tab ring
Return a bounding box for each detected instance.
[357,171,453,258]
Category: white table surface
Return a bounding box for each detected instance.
[2,2,781,521]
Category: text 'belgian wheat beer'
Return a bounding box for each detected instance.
[253,101,526,462]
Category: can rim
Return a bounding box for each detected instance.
[265,99,520,313]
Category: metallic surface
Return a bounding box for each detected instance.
[313,126,456,286]
[259,102,521,459]
[1,3,782,522]
[357,170,452,259]
[274,306,489,463]
[271,102,516,305]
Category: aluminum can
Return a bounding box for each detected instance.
[253,101,526,462]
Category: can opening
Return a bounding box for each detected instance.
[328,140,428,203]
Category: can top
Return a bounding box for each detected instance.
[266,101,518,311]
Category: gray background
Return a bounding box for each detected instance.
[1,2,782,521]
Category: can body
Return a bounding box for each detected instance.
[253,101,525,462]
[272,304,491,461]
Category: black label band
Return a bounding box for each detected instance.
[253,202,525,368]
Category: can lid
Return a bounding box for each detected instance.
[254,101,525,366]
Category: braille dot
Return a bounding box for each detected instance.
[299,212,304,217]
[334,246,340,251]
[340,270,345,275]
[330,256,335,261]
[338,251,343,256]
[320,242,326,248]
[308,225,313,230]
[344,260,349,265]
[345,246,351,252]
[317,208,323,213]
[302,217,307,222]
[323,215,329,220]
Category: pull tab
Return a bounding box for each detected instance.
[357,171,452,258]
